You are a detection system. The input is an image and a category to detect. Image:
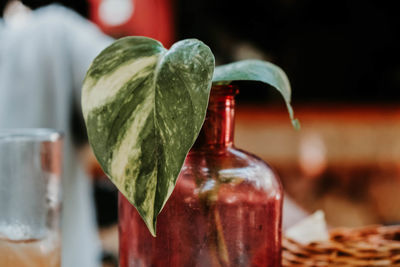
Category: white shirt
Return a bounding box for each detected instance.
[0,5,112,267]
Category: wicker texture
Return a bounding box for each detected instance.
[283,225,400,266]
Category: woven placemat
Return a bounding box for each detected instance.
[283,225,400,266]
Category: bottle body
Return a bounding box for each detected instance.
[119,147,282,267]
[119,85,283,266]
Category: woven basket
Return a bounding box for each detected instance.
[283,225,400,266]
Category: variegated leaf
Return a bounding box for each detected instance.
[213,59,300,129]
[82,37,215,236]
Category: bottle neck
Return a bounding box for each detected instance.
[192,85,238,150]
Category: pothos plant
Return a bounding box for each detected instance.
[82,36,299,236]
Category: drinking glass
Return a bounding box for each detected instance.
[0,129,62,267]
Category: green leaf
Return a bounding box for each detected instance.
[213,59,300,129]
[82,36,215,236]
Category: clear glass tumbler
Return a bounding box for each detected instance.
[0,129,62,267]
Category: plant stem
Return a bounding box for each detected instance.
[214,207,230,266]
[198,167,231,266]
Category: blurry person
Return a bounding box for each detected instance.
[0,1,112,266]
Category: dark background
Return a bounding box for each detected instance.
[10,0,400,104]
[176,0,400,103]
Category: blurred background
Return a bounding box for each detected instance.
[1,0,400,266]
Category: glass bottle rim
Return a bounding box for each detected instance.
[211,84,239,96]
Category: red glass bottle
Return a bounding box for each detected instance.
[119,85,283,267]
